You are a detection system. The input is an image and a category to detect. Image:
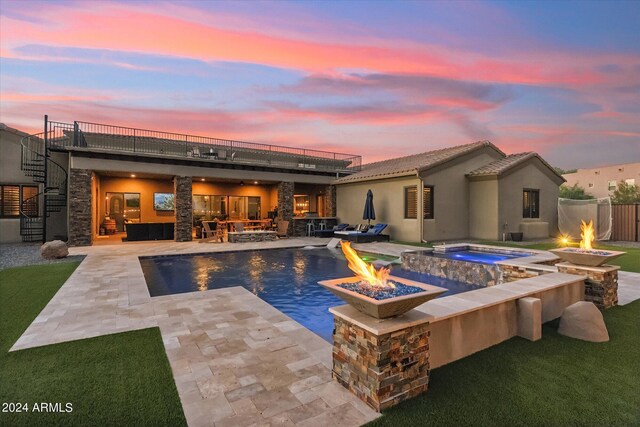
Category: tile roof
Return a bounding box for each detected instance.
[466,152,535,176]
[336,140,502,183]
[467,152,566,183]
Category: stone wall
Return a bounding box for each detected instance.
[277,181,294,235]
[499,264,548,283]
[402,251,500,286]
[556,263,619,309]
[332,314,431,412]
[324,184,337,217]
[174,176,192,242]
[68,169,93,246]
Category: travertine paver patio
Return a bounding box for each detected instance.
[11,237,379,426]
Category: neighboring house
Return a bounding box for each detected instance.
[562,163,640,199]
[0,124,43,243]
[335,141,565,242]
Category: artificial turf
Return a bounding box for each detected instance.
[0,262,187,426]
[370,300,640,426]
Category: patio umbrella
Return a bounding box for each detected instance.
[362,189,376,225]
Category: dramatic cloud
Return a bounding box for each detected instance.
[1,1,639,167]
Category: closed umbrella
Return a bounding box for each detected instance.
[362,189,376,225]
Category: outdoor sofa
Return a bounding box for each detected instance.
[314,223,349,238]
[334,223,389,243]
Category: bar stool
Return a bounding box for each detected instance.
[306,220,316,236]
[318,220,327,231]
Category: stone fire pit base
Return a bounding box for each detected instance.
[556,262,619,309]
[330,305,432,412]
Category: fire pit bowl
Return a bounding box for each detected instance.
[319,275,447,319]
[550,247,626,267]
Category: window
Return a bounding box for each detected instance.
[404,186,417,219]
[423,186,434,219]
[523,189,540,219]
[608,180,617,191]
[0,185,38,218]
[625,178,635,186]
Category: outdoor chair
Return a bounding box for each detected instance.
[233,222,244,232]
[201,221,224,243]
[276,220,290,238]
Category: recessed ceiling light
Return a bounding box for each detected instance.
[130,174,136,178]
[201,178,205,181]
[254,181,258,184]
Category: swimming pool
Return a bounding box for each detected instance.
[140,247,480,342]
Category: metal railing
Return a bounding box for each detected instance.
[47,120,361,173]
[19,129,69,242]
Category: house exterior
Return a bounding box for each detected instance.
[1,118,361,245]
[335,141,565,242]
[562,162,640,199]
[1,118,564,245]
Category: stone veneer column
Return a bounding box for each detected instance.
[324,184,337,217]
[277,181,294,235]
[330,305,431,412]
[556,262,619,309]
[174,176,193,242]
[68,169,93,246]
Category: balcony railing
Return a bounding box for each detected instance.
[47,120,361,173]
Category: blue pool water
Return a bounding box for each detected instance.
[431,250,530,264]
[140,247,480,342]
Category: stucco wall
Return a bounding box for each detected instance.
[336,175,421,241]
[498,159,561,238]
[421,147,503,241]
[469,178,500,240]
[0,128,37,243]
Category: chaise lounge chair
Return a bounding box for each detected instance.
[314,223,349,238]
[334,223,389,243]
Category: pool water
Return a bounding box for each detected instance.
[431,250,530,264]
[140,248,480,342]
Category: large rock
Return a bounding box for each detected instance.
[558,301,609,342]
[40,240,69,259]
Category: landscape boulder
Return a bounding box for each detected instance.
[558,301,609,342]
[40,240,69,259]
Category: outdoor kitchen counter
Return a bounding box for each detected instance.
[291,217,338,236]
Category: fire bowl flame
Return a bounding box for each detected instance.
[549,247,625,267]
[550,219,625,267]
[319,276,447,319]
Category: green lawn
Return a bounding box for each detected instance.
[370,300,640,426]
[0,263,186,426]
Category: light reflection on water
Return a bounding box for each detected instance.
[140,248,480,342]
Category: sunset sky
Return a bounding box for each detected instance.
[1,0,639,168]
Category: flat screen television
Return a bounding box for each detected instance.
[154,193,175,211]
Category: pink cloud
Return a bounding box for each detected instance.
[2,2,635,87]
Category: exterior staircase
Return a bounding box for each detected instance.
[20,132,68,242]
